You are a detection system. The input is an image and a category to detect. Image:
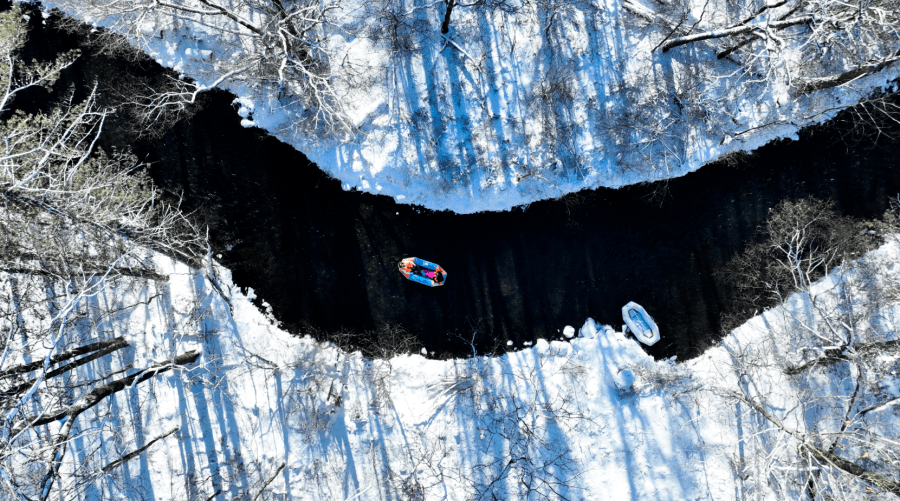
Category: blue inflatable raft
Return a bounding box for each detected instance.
[399,257,447,287]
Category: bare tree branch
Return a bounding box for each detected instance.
[660,15,812,52]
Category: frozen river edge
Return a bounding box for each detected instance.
[21,233,895,500]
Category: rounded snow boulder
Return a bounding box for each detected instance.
[614,368,635,392]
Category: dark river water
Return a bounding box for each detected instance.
[22,5,900,359]
[140,89,900,360]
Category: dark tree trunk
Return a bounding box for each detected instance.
[2,338,131,397]
[744,396,900,497]
[660,16,812,52]
[717,1,804,59]
[23,351,200,430]
[1,266,168,281]
[784,338,900,375]
[101,426,180,472]
[0,337,129,380]
[441,0,456,34]
[251,462,286,501]
[799,50,900,93]
[800,443,900,496]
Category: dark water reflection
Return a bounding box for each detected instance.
[140,90,900,360]
[23,5,900,359]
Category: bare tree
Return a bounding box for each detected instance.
[52,0,354,137]
[718,197,874,333]
[652,0,900,96]
[0,8,205,500]
[709,196,900,499]
[439,0,521,34]
[428,348,588,500]
[526,64,586,180]
[353,0,434,54]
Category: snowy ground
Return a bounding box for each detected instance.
[18,234,896,500]
[42,0,900,213]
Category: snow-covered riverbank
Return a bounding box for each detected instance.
[42,0,900,213]
[20,233,895,499]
